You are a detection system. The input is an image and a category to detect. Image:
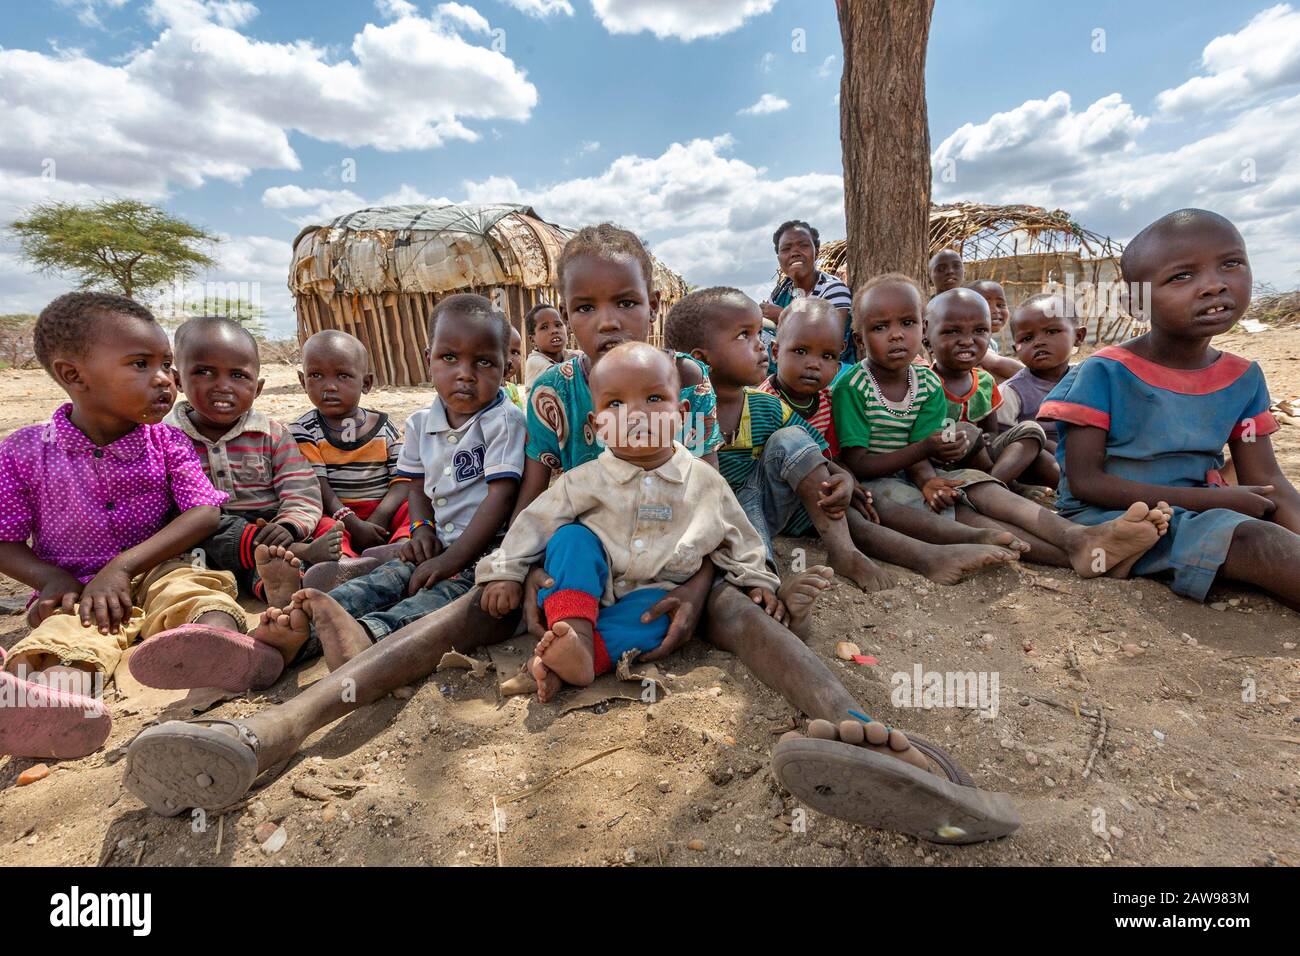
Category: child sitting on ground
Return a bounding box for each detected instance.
[966,279,1024,381]
[835,274,1173,578]
[523,302,573,389]
[292,330,409,570]
[761,297,1026,585]
[253,295,527,671]
[165,316,336,606]
[0,294,284,759]
[927,288,1058,490]
[928,249,964,295]
[664,287,894,627]
[478,342,779,700]
[997,292,1086,458]
[1042,208,1300,608]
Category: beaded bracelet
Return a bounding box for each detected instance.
[332,506,355,521]
[409,518,434,534]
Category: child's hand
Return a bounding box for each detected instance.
[28,570,85,628]
[521,565,555,638]
[401,526,440,565]
[253,520,296,548]
[817,472,853,520]
[921,476,963,512]
[346,518,389,553]
[923,429,969,463]
[850,484,879,524]
[481,581,523,618]
[638,567,711,662]
[748,587,785,623]
[408,555,453,595]
[1217,485,1277,519]
[79,561,134,634]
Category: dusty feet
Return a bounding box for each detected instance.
[777,566,835,640]
[970,528,1031,553]
[289,524,344,565]
[300,556,380,592]
[1066,501,1171,579]
[254,543,302,607]
[290,588,374,671]
[825,546,896,592]
[781,717,931,773]
[530,619,596,702]
[918,542,1022,586]
[251,601,310,666]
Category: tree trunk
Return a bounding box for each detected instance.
[836,0,935,291]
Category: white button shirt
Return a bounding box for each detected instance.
[396,393,527,548]
[476,442,779,603]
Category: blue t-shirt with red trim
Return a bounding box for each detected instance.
[1039,346,1277,514]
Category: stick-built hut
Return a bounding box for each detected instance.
[289,203,688,386]
[815,203,1138,343]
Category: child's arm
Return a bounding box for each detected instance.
[1229,433,1300,533]
[0,542,86,626]
[1064,425,1276,517]
[266,424,324,544]
[71,505,221,635]
[510,457,553,524]
[840,431,966,482]
[979,351,1024,380]
[400,479,440,565]
[409,478,519,594]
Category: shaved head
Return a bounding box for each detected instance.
[303,329,369,370]
[1120,208,1243,284]
[925,286,989,329]
[589,340,679,398]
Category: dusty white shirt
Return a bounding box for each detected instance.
[476,442,779,603]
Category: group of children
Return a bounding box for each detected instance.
[2,209,1298,813]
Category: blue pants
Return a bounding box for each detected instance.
[733,426,825,552]
[293,559,474,662]
[537,524,669,673]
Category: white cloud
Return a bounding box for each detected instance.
[374,0,417,18]
[261,182,455,228]
[0,1,538,214]
[498,0,574,16]
[760,52,776,73]
[738,93,790,116]
[460,135,843,293]
[590,0,777,42]
[1156,4,1300,116]
[816,54,836,78]
[54,0,129,29]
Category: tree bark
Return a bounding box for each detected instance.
[836,0,935,291]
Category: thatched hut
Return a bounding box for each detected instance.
[289,203,688,386]
[814,203,1136,343]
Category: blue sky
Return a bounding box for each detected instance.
[2,0,1298,334]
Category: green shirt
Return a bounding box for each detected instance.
[935,365,1002,424]
[831,363,948,454]
[717,388,828,490]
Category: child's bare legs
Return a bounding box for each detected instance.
[1219,519,1300,611]
[846,508,1022,585]
[872,495,1024,548]
[530,619,596,702]
[795,462,893,591]
[989,437,1042,485]
[962,483,1171,577]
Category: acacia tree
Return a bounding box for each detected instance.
[9,199,219,299]
[836,0,935,288]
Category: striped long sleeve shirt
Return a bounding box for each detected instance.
[165,402,323,537]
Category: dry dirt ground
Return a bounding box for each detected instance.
[0,332,1296,868]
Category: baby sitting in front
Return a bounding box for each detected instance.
[478,341,780,701]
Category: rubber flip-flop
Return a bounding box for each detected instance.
[123,719,259,816]
[772,735,1020,844]
[128,624,283,692]
[0,668,112,759]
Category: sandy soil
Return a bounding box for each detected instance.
[0,332,1296,868]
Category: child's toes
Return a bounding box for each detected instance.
[838,719,865,744]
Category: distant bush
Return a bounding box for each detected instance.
[0,314,38,370]
[1245,284,1300,328]
[257,337,302,366]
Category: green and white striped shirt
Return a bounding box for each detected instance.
[831,363,948,454]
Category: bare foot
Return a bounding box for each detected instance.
[254,543,303,607]
[527,655,563,703]
[250,603,309,665]
[1104,501,1172,578]
[1066,502,1166,578]
[971,528,1031,553]
[536,619,596,689]
[291,588,373,671]
[778,566,835,640]
[781,717,931,773]
[301,556,380,592]
[825,546,896,592]
[290,524,344,565]
[918,543,1021,586]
